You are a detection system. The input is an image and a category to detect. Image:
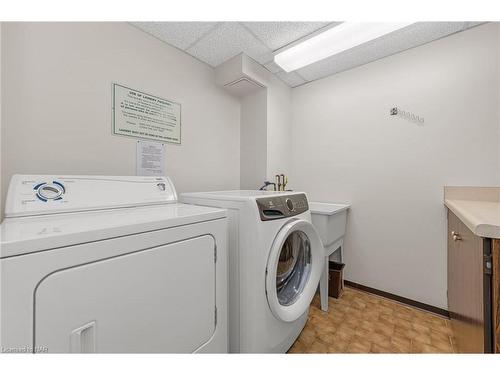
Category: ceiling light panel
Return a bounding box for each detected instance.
[274,22,415,72]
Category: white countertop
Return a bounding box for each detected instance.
[309,202,350,215]
[444,186,500,239]
[444,199,500,239]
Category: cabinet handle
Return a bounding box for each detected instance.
[452,233,462,241]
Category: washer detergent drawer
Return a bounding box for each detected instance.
[34,236,216,353]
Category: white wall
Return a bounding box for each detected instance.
[266,77,291,183]
[240,89,267,189]
[0,22,241,214]
[236,55,292,186]
[497,23,500,177]
[0,23,2,185]
[0,22,3,212]
[291,23,500,309]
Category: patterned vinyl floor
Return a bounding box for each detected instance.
[288,287,456,353]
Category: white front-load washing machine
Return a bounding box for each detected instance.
[181,190,323,353]
[1,175,228,353]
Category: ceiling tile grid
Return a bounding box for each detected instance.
[132,21,485,88]
[263,61,283,74]
[132,22,219,50]
[185,22,272,67]
[132,21,332,86]
[241,22,331,51]
[275,71,307,87]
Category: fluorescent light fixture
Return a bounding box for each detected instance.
[274,22,415,72]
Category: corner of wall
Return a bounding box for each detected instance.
[239,88,267,189]
[217,53,293,189]
[265,76,292,182]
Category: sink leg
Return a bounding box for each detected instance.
[319,256,329,312]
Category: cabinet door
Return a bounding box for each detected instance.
[447,211,460,324]
[447,211,484,353]
[493,239,500,353]
[34,236,216,353]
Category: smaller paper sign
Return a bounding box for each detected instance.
[136,140,166,177]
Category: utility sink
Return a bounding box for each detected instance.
[309,202,350,252]
[309,201,350,312]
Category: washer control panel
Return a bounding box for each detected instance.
[256,193,309,221]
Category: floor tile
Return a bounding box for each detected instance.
[289,287,455,354]
[346,339,372,353]
[411,340,453,354]
[390,334,412,353]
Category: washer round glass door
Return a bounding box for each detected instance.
[266,219,323,322]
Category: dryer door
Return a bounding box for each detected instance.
[34,235,216,353]
[265,219,323,322]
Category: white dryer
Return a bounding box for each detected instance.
[181,190,323,353]
[1,175,227,353]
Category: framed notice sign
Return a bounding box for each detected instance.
[112,83,181,144]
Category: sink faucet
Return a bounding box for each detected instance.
[280,174,288,191]
[259,181,276,191]
[272,174,289,191]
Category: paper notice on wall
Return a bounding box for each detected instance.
[136,140,166,176]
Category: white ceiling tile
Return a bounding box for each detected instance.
[186,22,272,67]
[255,50,275,65]
[462,21,485,29]
[131,22,219,50]
[263,61,282,74]
[242,22,333,50]
[275,71,306,87]
[297,22,483,82]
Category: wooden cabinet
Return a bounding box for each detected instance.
[494,239,500,353]
[447,211,498,353]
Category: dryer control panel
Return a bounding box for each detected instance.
[4,175,177,218]
[256,193,309,221]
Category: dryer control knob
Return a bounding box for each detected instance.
[285,198,294,211]
[37,183,64,200]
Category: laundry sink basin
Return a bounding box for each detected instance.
[309,202,350,250]
[310,201,351,312]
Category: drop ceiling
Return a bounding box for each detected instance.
[132,22,483,88]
